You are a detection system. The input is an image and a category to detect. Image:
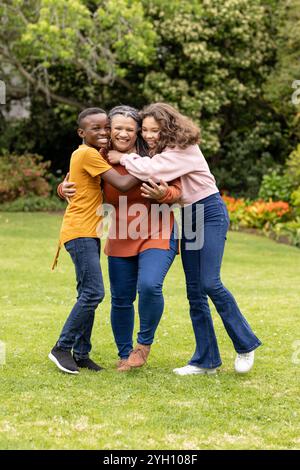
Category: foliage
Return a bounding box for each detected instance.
[244,200,291,230]
[0,154,51,203]
[222,195,248,230]
[222,192,300,247]
[291,187,300,215]
[141,0,286,196]
[258,168,294,202]
[0,100,80,175]
[257,142,300,214]
[0,195,66,212]
[0,0,290,195]
[0,0,157,109]
[271,217,300,248]
[263,0,300,140]
[222,195,292,232]
[285,144,300,187]
[217,119,286,198]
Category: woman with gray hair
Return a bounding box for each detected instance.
[58,105,181,371]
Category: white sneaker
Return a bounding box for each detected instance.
[173,365,217,376]
[234,350,255,373]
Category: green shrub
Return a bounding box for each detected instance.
[286,144,300,187]
[47,170,65,197]
[0,154,51,203]
[271,218,300,248]
[258,168,294,202]
[290,186,300,217]
[0,196,66,212]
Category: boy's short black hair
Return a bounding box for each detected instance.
[77,107,107,127]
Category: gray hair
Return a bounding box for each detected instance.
[108,105,141,127]
[108,105,148,156]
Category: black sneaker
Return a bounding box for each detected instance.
[73,356,104,372]
[48,345,79,375]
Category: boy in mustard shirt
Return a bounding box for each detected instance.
[49,108,139,374]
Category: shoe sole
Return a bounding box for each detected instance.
[234,362,254,374]
[48,352,79,375]
[127,357,147,367]
[127,362,146,368]
[173,369,217,376]
[234,367,253,374]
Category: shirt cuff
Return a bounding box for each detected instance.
[120,154,128,166]
[156,189,170,204]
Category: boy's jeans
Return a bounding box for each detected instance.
[57,237,105,360]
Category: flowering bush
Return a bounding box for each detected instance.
[243,200,291,230]
[0,154,51,203]
[222,194,300,247]
[221,195,248,230]
[222,195,291,230]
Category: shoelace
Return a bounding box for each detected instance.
[117,359,128,366]
[131,347,147,359]
[237,353,251,360]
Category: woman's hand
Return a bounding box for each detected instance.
[62,172,76,201]
[141,179,169,200]
[108,150,123,165]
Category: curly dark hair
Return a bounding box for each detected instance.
[140,102,200,154]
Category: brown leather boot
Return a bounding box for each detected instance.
[127,344,151,368]
[116,359,131,372]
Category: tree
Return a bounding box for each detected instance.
[0,0,294,196]
[140,0,286,196]
[264,0,300,140]
[0,0,157,108]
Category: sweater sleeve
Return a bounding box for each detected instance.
[157,178,182,204]
[120,147,198,182]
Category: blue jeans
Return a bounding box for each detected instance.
[57,237,105,360]
[108,234,177,359]
[181,193,261,368]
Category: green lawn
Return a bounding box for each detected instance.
[0,212,299,450]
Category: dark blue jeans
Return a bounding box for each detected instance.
[181,193,261,368]
[108,234,177,359]
[57,237,105,360]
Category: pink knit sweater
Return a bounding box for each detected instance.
[120,145,219,206]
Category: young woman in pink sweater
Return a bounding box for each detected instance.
[108,102,261,375]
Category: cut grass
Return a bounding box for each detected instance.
[0,212,299,450]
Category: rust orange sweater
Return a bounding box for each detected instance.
[103,164,181,257]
